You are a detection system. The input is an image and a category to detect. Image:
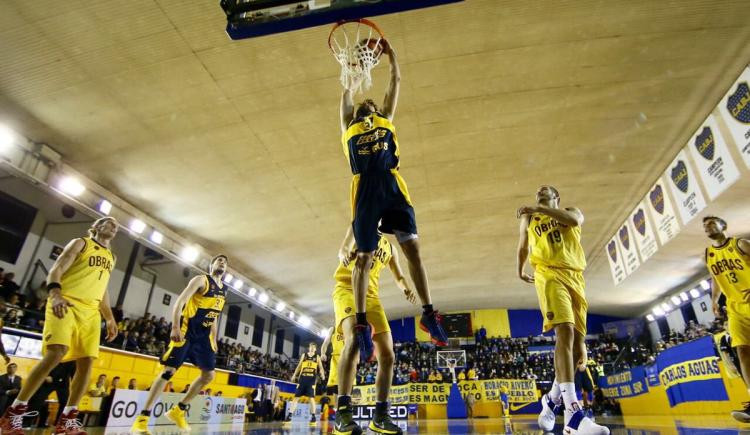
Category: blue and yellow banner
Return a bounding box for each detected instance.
[598,366,649,398]
[351,379,537,406]
[656,335,728,407]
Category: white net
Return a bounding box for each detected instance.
[329,20,384,93]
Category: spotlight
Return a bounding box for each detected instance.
[276,301,286,311]
[149,231,163,245]
[234,279,244,290]
[181,246,199,263]
[700,280,710,290]
[670,296,681,306]
[224,273,234,284]
[129,219,146,234]
[58,176,85,197]
[689,288,701,299]
[646,314,655,322]
[660,302,671,312]
[289,312,295,320]
[98,200,112,215]
[259,293,269,304]
[299,316,311,327]
[319,328,329,339]
[679,292,689,302]
[248,287,257,297]
[652,306,665,316]
[0,125,15,151]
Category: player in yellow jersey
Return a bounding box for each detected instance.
[339,39,447,365]
[130,255,228,434]
[0,217,119,435]
[286,342,326,424]
[703,216,750,422]
[333,227,416,435]
[517,185,608,435]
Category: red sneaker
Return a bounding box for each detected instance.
[54,409,86,435]
[0,403,37,434]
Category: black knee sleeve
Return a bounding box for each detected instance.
[161,371,174,381]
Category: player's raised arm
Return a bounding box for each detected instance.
[341,88,355,132]
[519,206,584,227]
[517,213,534,284]
[46,238,85,319]
[170,276,206,343]
[388,244,416,304]
[381,41,400,121]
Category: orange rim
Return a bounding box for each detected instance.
[328,18,386,53]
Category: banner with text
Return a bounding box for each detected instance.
[352,380,537,406]
[687,115,740,200]
[664,149,706,225]
[617,220,641,275]
[107,390,246,427]
[598,366,649,399]
[656,335,728,407]
[717,65,750,168]
[646,179,680,245]
[605,234,627,284]
[630,201,659,261]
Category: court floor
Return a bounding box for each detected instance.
[25,415,750,434]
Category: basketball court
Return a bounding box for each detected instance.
[1,0,750,434]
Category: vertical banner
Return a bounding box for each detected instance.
[605,235,626,284]
[664,149,706,225]
[617,221,640,274]
[687,115,740,200]
[646,179,680,245]
[630,202,658,261]
[717,65,750,167]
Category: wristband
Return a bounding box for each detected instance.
[47,282,62,292]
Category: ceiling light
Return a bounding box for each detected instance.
[224,273,234,284]
[98,200,112,215]
[289,312,295,320]
[248,287,257,297]
[129,219,146,234]
[700,280,710,290]
[149,231,163,245]
[259,293,269,304]
[652,306,664,316]
[0,125,15,151]
[276,301,286,311]
[181,246,199,263]
[689,288,701,299]
[58,176,86,197]
[299,316,311,327]
[660,302,671,312]
[319,328,329,339]
[646,314,655,322]
[234,279,244,290]
[670,296,681,306]
[679,292,689,302]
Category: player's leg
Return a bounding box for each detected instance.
[334,315,362,435]
[352,250,376,362]
[729,307,750,422]
[168,339,216,430]
[308,394,317,423]
[369,331,401,434]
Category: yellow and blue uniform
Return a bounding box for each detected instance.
[343,112,416,252]
[575,366,595,393]
[296,352,319,398]
[706,237,750,347]
[161,275,226,370]
[43,237,115,361]
[499,385,509,417]
[326,329,345,391]
[333,235,393,336]
[527,211,588,335]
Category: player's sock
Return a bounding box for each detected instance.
[10,399,28,408]
[337,395,352,409]
[549,379,562,404]
[422,304,434,316]
[178,402,188,411]
[560,382,579,413]
[140,410,152,417]
[62,406,77,414]
[356,313,367,326]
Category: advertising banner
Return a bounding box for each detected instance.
[107,390,245,427]
[351,379,537,406]
[598,366,649,399]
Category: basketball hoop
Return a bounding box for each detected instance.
[328,19,385,93]
[437,350,466,385]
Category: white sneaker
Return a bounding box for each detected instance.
[537,393,559,432]
[563,410,609,435]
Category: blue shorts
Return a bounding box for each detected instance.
[575,369,594,392]
[352,172,417,252]
[295,380,316,398]
[160,336,216,371]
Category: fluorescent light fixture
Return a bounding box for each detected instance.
[660,302,671,312]
[58,176,86,197]
[679,292,689,302]
[259,293,269,304]
[181,246,199,263]
[0,125,15,151]
[689,288,701,299]
[248,287,257,297]
[129,219,146,234]
[149,231,163,245]
[652,306,665,316]
[234,279,244,290]
[700,280,710,290]
[646,314,655,322]
[289,312,295,320]
[98,200,112,215]
[299,316,311,327]
[670,296,681,306]
[276,301,286,311]
[224,273,234,284]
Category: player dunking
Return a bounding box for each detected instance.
[339,39,447,362]
[286,342,326,424]
[703,216,750,422]
[0,217,120,435]
[333,227,416,435]
[517,185,608,435]
[130,255,229,434]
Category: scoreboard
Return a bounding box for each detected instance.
[441,313,472,338]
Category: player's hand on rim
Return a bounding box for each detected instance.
[50,293,73,319]
[516,206,538,219]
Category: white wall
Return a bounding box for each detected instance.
[691,293,715,326]
[666,309,686,335]
[647,320,662,346]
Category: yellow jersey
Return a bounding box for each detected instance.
[60,237,115,309]
[706,238,750,306]
[528,212,586,272]
[342,112,400,175]
[333,236,393,298]
[331,329,344,357]
[299,352,319,382]
[179,275,226,341]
